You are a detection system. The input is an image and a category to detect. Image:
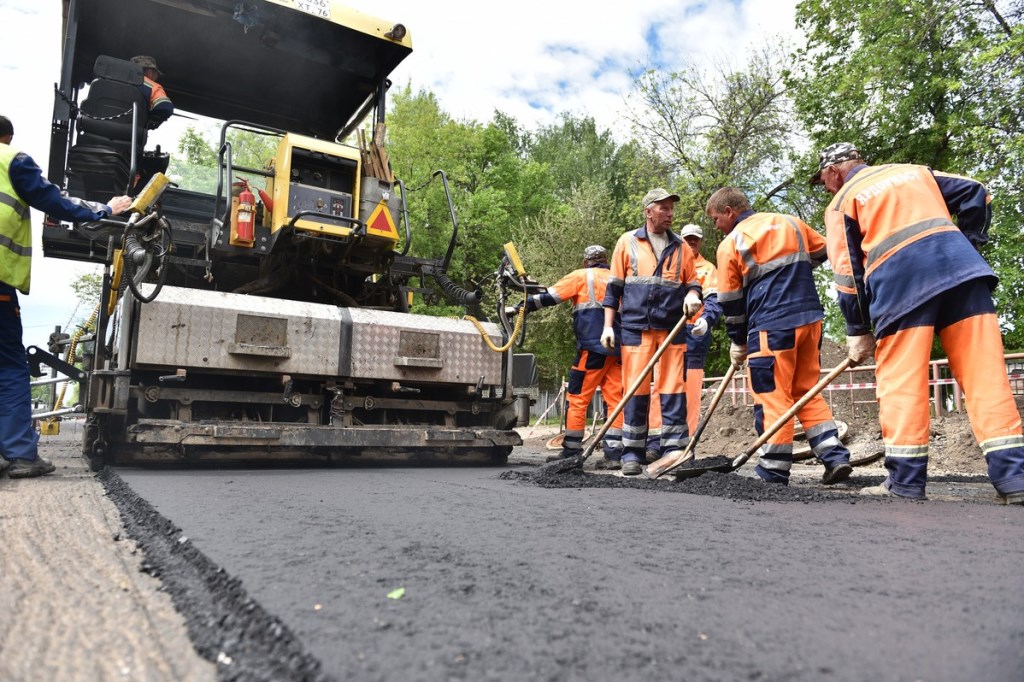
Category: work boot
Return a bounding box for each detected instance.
[7,456,56,479]
[998,491,1024,506]
[860,481,926,500]
[821,462,853,485]
[621,461,643,476]
[545,453,570,463]
[644,448,660,464]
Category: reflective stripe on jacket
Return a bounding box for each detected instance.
[716,210,826,346]
[603,226,700,333]
[0,144,32,294]
[527,264,620,355]
[140,76,174,126]
[823,163,996,336]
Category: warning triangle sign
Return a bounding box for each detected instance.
[366,202,398,240]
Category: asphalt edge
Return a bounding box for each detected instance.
[98,467,333,682]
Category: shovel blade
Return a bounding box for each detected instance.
[539,454,585,474]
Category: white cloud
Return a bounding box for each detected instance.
[4,0,798,349]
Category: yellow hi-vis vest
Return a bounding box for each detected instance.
[0,144,32,294]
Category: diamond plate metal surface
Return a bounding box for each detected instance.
[131,287,505,385]
[132,286,341,376]
[347,309,503,385]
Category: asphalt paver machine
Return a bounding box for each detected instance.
[43,0,537,467]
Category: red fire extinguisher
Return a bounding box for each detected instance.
[235,178,255,244]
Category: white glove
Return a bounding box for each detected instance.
[691,317,709,337]
[730,343,748,369]
[683,290,702,318]
[847,334,876,366]
[600,327,616,351]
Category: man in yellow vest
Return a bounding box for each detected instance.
[0,115,131,478]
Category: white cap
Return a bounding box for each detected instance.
[680,224,703,239]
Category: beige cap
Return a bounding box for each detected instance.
[642,188,680,209]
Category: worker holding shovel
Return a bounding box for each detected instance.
[814,142,1024,504]
[707,187,853,486]
[601,188,702,476]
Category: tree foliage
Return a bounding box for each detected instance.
[787,0,1024,346]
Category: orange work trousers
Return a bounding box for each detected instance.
[746,320,848,483]
[621,327,687,463]
[562,350,623,458]
[874,279,1024,498]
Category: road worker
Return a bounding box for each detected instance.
[602,188,702,476]
[678,223,722,436]
[707,187,852,486]
[644,223,722,459]
[519,245,624,468]
[0,115,131,479]
[814,142,1024,504]
[130,56,174,129]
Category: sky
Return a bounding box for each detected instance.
[1,0,800,350]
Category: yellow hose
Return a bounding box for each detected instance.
[53,302,99,412]
[465,302,527,353]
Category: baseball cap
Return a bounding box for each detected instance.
[131,55,163,75]
[679,224,703,239]
[582,245,607,263]
[642,188,681,209]
[810,142,862,185]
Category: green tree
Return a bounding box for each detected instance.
[787,0,1024,347]
[168,125,278,194]
[386,86,554,312]
[627,46,797,237]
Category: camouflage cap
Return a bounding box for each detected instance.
[810,142,862,185]
[642,187,681,209]
[131,55,163,75]
[679,223,703,239]
[583,245,608,264]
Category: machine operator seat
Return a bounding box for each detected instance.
[67,56,166,202]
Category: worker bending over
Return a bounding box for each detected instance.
[708,187,853,486]
[814,142,1024,504]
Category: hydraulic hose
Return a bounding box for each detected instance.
[52,303,99,413]
[433,271,482,306]
[465,303,527,353]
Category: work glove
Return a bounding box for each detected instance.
[729,343,748,369]
[691,317,709,337]
[683,290,702,318]
[600,327,616,351]
[847,334,876,367]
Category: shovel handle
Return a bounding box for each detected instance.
[579,312,691,461]
[730,357,853,469]
[646,362,737,479]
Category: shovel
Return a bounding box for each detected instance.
[541,313,691,474]
[673,357,853,480]
[644,363,737,479]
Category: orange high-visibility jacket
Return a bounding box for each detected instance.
[603,227,700,333]
[824,164,995,336]
[716,210,827,346]
[525,264,619,355]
